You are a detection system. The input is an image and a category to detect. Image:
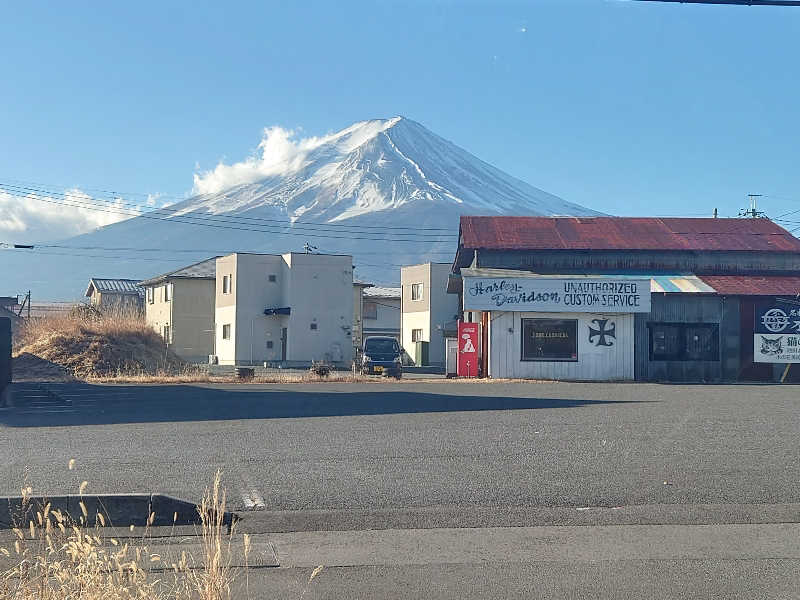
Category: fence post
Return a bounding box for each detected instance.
[0,317,11,407]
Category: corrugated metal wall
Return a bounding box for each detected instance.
[489,311,634,381]
[634,294,734,382]
[479,250,800,275]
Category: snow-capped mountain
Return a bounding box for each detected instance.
[7,117,600,299]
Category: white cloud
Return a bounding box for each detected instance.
[192,126,330,195]
[0,188,140,243]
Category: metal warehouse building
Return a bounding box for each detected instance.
[447,216,800,382]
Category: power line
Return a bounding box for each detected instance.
[0,188,458,244]
[634,0,800,5]
[0,181,458,234]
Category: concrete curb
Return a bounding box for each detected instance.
[0,494,237,529]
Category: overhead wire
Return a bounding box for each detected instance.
[0,180,458,234]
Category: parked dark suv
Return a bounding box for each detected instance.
[360,336,403,378]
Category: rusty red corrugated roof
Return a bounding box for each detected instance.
[459,217,800,252]
[699,275,800,296]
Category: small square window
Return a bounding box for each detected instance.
[411,328,423,342]
[310,323,318,330]
[222,324,231,340]
[266,340,274,349]
[268,274,276,282]
[363,301,378,320]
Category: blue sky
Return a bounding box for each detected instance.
[1,0,800,242]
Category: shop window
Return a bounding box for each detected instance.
[521,319,578,362]
[411,328,423,342]
[222,324,231,340]
[411,283,423,301]
[648,323,719,361]
[363,301,378,320]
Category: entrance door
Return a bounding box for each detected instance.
[280,327,287,362]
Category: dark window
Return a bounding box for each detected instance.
[521,319,578,362]
[310,323,318,330]
[648,323,719,361]
[266,340,273,349]
[364,338,400,354]
[222,324,231,340]
[268,274,276,282]
[411,328,423,342]
[363,301,378,320]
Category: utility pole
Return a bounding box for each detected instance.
[738,194,765,219]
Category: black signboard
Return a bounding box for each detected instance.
[755,301,800,335]
[521,318,578,361]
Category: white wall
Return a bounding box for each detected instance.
[363,296,401,339]
[489,311,634,381]
[215,305,236,365]
[401,311,429,363]
[216,253,354,366]
[428,263,459,366]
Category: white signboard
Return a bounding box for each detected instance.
[463,277,651,313]
[753,334,800,363]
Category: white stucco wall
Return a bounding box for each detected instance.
[488,311,634,381]
[215,253,354,366]
[363,296,401,339]
[401,311,430,364]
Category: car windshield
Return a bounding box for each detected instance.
[364,339,398,354]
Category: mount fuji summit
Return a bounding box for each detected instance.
[10,117,600,298]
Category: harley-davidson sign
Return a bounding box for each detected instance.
[463,277,651,313]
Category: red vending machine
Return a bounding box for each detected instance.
[457,321,479,377]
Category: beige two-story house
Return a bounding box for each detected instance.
[139,257,218,363]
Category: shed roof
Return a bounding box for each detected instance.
[138,257,219,287]
[698,275,800,296]
[363,286,401,299]
[459,217,800,253]
[85,278,144,297]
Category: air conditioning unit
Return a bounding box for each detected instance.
[208,354,218,365]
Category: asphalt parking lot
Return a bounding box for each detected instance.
[3,380,800,518]
[5,380,800,598]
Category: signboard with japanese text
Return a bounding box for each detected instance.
[463,277,651,313]
[754,301,800,363]
[457,321,479,377]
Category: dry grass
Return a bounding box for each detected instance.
[14,307,187,380]
[0,470,327,600]
[1,472,237,600]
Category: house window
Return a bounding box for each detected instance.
[648,323,719,361]
[521,319,578,362]
[146,287,154,304]
[363,301,378,320]
[266,340,274,349]
[162,324,171,343]
[310,323,318,330]
[222,274,233,294]
[268,274,276,282]
[222,324,231,340]
[164,283,172,302]
[411,283,423,301]
[411,328,423,342]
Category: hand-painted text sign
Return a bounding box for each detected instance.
[754,334,800,363]
[463,278,651,313]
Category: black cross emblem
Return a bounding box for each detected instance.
[588,319,616,347]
